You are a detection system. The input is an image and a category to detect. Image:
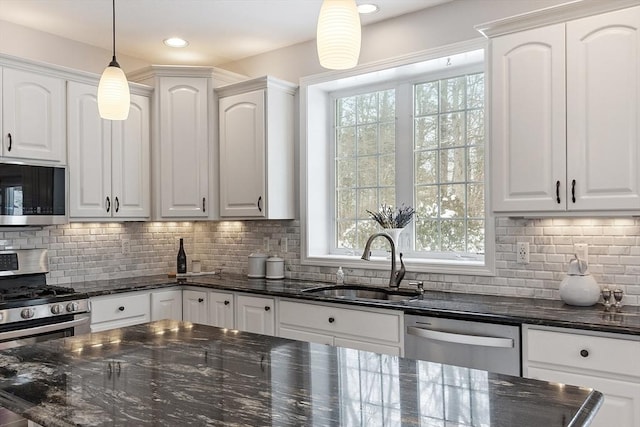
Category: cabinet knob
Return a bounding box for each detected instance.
[118,306,125,312]
[224,300,230,305]
[198,298,204,303]
[580,349,589,358]
[328,317,335,323]
[264,306,271,311]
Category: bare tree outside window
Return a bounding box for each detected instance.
[334,72,485,258]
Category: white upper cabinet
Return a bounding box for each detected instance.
[489,5,640,214]
[2,67,66,163]
[68,81,150,220]
[566,7,640,211]
[158,77,210,218]
[218,76,296,219]
[491,24,566,212]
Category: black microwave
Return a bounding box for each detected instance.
[0,163,67,225]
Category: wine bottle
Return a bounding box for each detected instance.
[177,238,187,274]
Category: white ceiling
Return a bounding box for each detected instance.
[0,0,451,66]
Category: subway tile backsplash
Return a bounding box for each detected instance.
[4,217,639,305]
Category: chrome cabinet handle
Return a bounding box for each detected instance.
[572,179,576,203]
[556,180,561,204]
[257,196,262,212]
[106,196,111,213]
[7,133,11,151]
[406,326,514,348]
[115,197,120,213]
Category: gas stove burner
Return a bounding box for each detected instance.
[0,285,79,303]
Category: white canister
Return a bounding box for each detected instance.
[266,256,285,280]
[248,253,268,278]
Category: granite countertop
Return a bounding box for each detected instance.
[73,273,640,336]
[0,320,603,427]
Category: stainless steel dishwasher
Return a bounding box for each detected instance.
[404,314,521,376]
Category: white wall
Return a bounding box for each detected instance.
[219,0,569,82]
[0,19,149,75]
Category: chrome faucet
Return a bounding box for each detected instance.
[361,232,406,288]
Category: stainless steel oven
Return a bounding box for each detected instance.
[0,311,90,350]
[0,249,90,349]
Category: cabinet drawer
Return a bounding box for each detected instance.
[279,300,401,343]
[91,292,151,324]
[527,328,640,377]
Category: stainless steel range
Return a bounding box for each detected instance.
[0,249,90,350]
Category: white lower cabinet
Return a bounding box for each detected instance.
[150,288,182,321]
[524,325,640,427]
[90,291,151,333]
[182,289,209,325]
[236,294,275,336]
[208,291,234,329]
[278,299,403,356]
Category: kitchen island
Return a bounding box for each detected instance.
[0,320,602,427]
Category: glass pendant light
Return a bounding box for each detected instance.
[98,0,130,120]
[316,0,361,70]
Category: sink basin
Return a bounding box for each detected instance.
[301,284,421,302]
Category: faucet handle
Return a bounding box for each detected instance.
[409,281,424,294]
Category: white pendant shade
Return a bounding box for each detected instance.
[98,65,130,120]
[316,0,361,70]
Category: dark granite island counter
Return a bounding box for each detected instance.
[0,320,602,427]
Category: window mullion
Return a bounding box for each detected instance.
[394,83,414,251]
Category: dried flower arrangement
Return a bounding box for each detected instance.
[367,204,415,229]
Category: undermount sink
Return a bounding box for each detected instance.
[301,284,421,302]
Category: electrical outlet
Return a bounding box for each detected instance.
[281,237,288,253]
[574,243,588,261]
[263,237,270,253]
[517,242,529,264]
[121,240,130,255]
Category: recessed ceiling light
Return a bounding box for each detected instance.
[357,3,379,14]
[163,37,189,48]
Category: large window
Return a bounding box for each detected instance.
[302,43,493,275]
[333,72,484,260]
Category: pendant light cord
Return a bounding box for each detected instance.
[109,0,120,67]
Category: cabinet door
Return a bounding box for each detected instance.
[219,90,266,217]
[278,326,334,346]
[2,68,66,163]
[182,290,208,324]
[567,7,640,210]
[159,77,209,218]
[208,291,234,329]
[150,289,183,321]
[90,292,151,333]
[491,24,566,212]
[527,367,640,427]
[67,81,112,218]
[112,93,150,218]
[235,294,274,336]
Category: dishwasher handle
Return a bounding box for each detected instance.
[406,326,514,348]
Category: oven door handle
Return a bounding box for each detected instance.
[406,326,514,348]
[0,317,90,342]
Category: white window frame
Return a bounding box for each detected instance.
[300,39,495,276]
